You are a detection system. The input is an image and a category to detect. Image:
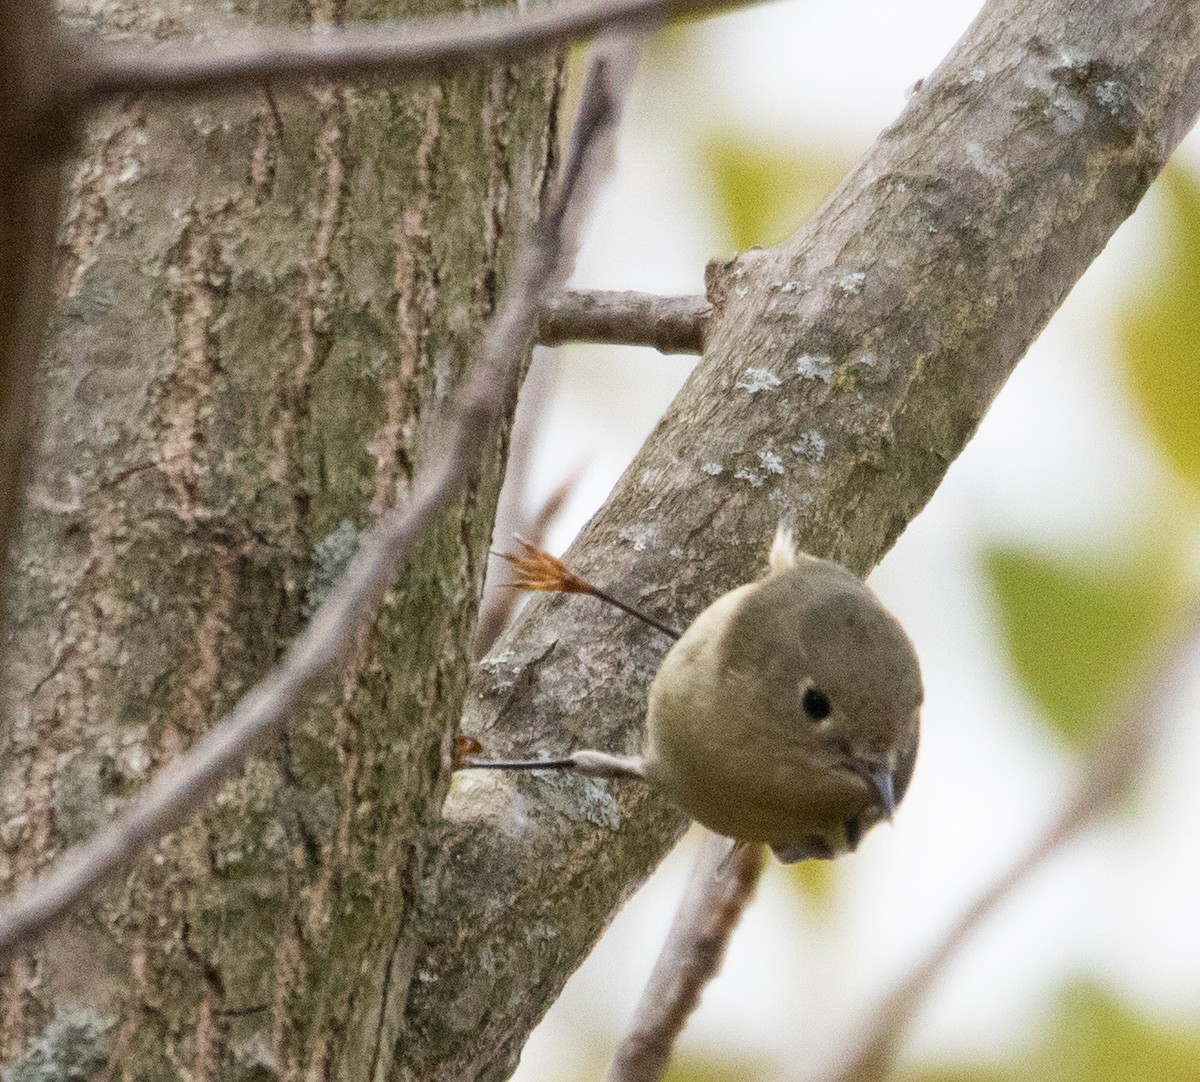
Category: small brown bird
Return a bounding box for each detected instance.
[463,527,923,863]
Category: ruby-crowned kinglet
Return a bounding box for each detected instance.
[465,527,923,863]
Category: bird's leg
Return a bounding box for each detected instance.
[496,536,681,640]
[458,748,647,779]
[458,541,666,780]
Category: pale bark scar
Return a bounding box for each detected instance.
[56,103,148,300]
[157,204,233,523]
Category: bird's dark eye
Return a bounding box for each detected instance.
[802,686,831,721]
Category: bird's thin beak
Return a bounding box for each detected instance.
[869,766,897,822]
[850,758,897,821]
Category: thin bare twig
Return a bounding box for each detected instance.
[537,289,710,353]
[606,832,766,1082]
[62,0,752,111]
[823,601,1200,1082]
[0,36,635,961]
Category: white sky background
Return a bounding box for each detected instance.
[505,1,1200,1077]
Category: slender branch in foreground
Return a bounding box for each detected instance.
[606,833,765,1082]
[823,602,1200,1082]
[0,37,633,962]
[536,289,710,353]
[62,0,752,110]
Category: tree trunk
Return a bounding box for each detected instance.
[0,0,560,1075]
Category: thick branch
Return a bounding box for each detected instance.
[537,289,710,353]
[396,1,1200,1078]
[63,0,752,109]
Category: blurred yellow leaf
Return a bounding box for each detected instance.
[703,134,850,250]
[982,543,1179,749]
[1119,166,1200,490]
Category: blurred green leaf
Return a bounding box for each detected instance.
[1034,980,1200,1082]
[662,1054,771,1082]
[1119,166,1200,490]
[903,982,1200,1082]
[703,135,850,250]
[777,852,839,911]
[983,544,1179,748]
[902,1069,1013,1082]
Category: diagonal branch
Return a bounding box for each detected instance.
[823,602,1200,1082]
[606,834,766,1082]
[0,35,633,961]
[61,0,756,110]
[395,1,1200,1077]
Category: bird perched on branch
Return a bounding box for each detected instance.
[461,527,922,863]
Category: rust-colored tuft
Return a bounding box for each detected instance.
[495,537,595,596]
[453,734,485,769]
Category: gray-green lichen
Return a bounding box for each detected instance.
[304,518,362,617]
[231,1032,283,1081]
[3,1010,112,1082]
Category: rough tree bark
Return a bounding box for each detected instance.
[396,1,1200,1079]
[0,0,560,1078]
